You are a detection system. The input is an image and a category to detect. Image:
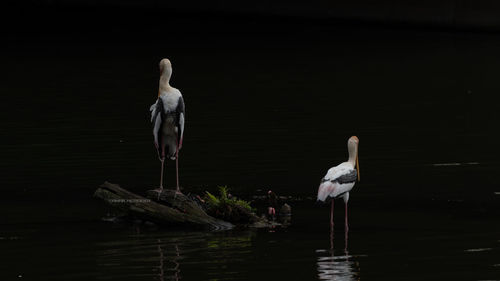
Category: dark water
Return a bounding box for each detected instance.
[2,8,500,280]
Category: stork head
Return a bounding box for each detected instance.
[348,136,359,148]
[159,58,172,80]
[348,136,360,181]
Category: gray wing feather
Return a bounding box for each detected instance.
[176,96,185,142]
[335,169,357,184]
[321,169,357,184]
[150,99,164,147]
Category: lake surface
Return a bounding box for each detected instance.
[1,7,500,280]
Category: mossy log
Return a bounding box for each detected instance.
[145,189,280,227]
[94,182,233,230]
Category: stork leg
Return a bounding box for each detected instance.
[344,201,349,254]
[330,199,335,252]
[159,158,165,191]
[156,145,166,193]
[175,145,180,193]
[330,222,334,252]
[345,201,349,232]
[153,158,165,200]
[330,199,334,229]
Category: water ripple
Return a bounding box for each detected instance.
[316,250,362,281]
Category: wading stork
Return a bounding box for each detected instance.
[317,136,360,230]
[150,58,185,193]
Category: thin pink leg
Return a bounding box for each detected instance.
[330,199,335,252]
[345,202,349,232]
[344,229,349,255]
[330,223,334,252]
[159,158,165,190]
[175,146,180,193]
[330,200,335,229]
[344,201,349,254]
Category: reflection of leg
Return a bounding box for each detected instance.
[157,239,164,281]
[174,244,180,281]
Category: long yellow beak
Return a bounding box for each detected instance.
[356,154,360,181]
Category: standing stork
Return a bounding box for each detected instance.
[317,136,360,231]
[150,58,185,193]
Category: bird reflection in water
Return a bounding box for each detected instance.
[97,234,183,280]
[317,226,360,281]
[157,239,181,281]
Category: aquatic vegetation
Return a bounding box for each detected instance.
[204,186,255,223]
[205,186,252,210]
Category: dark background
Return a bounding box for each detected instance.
[1,2,500,280]
[8,0,500,29]
[3,0,499,204]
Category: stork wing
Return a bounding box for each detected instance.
[150,98,164,148]
[321,165,357,184]
[175,95,185,148]
[334,169,357,184]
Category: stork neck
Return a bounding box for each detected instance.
[348,147,357,167]
[159,75,171,93]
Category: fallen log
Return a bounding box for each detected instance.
[94,182,233,230]
[147,189,280,228]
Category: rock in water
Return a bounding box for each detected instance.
[280,203,292,216]
[279,203,292,225]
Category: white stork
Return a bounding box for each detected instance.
[150,58,185,193]
[317,136,360,230]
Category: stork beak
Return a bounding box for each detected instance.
[356,154,360,182]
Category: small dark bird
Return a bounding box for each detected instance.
[268,190,278,220]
